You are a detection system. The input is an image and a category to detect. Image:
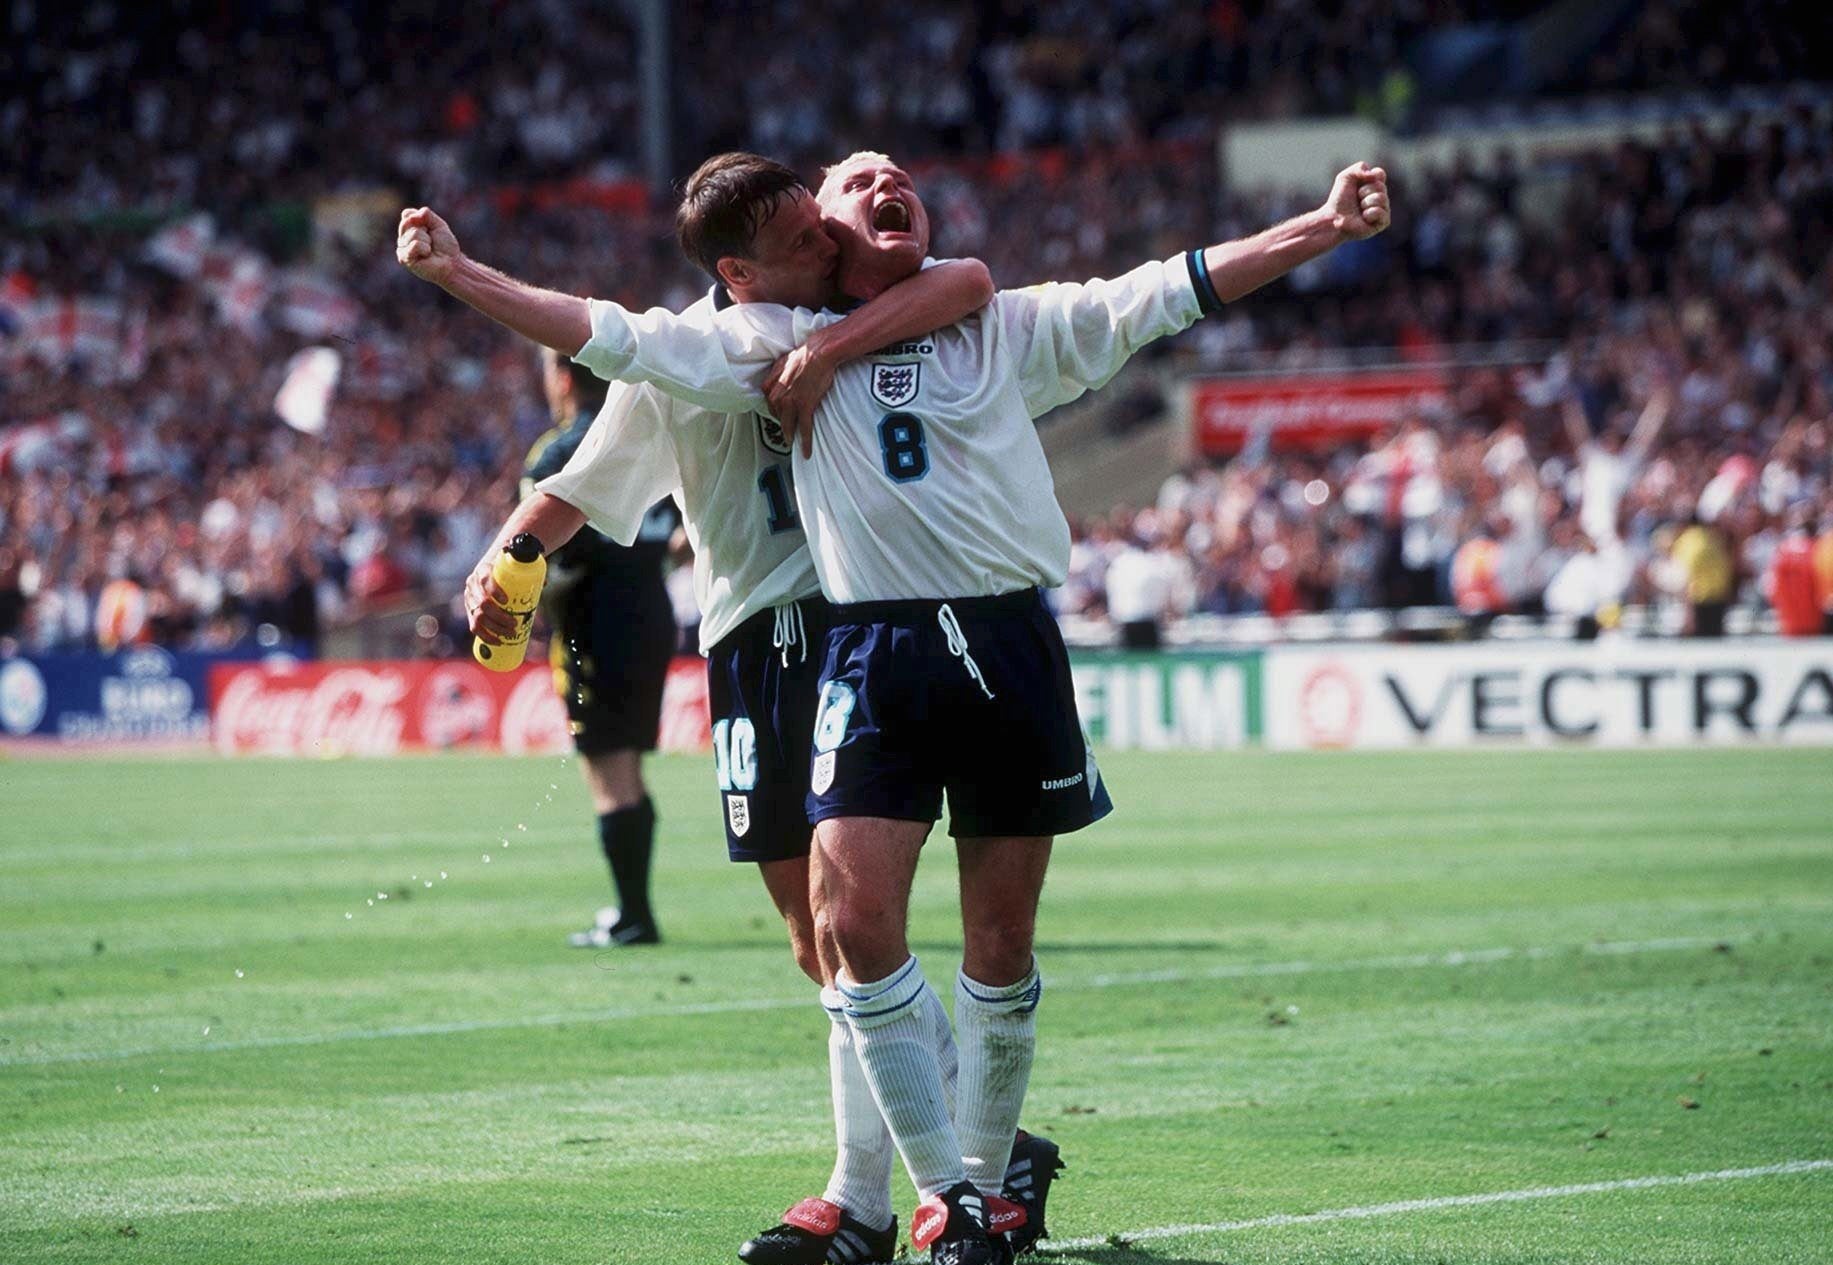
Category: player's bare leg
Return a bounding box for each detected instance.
[956,836,1050,986]
[758,855,824,985]
[956,836,1056,1253]
[569,748,659,946]
[742,846,904,1263]
[817,815,965,1188]
[818,815,995,1263]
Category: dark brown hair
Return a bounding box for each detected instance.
[674,152,807,278]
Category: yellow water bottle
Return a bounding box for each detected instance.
[473,532,547,671]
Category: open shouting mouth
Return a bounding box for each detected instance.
[871,198,912,234]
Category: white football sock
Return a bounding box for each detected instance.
[924,979,960,1121]
[837,956,967,1198]
[820,987,896,1229]
[954,963,1041,1195]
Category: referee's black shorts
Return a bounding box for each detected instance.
[544,574,675,755]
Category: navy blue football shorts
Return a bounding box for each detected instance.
[704,595,832,864]
[806,588,1113,839]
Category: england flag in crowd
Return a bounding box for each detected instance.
[275,270,360,338]
[143,213,215,278]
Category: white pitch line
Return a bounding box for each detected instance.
[0,934,1734,1066]
[1041,1159,1833,1251]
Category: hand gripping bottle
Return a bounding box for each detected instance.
[473,532,546,671]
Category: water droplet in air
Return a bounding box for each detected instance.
[424,880,433,888]
[549,783,557,790]
[482,854,492,863]
[440,871,448,880]
[377,891,388,900]
[345,912,353,919]
[202,1026,210,1035]
[234,969,244,978]
[517,823,527,832]
[367,899,374,906]
[153,1085,160,1093]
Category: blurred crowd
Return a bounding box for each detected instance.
[3,3,1831,654]
[12,0,1830,225]
[1061,112,1833,639]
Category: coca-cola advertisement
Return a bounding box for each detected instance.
[210,658,711,756]
[1188,368,1449,455]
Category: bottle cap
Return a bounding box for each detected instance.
[506,532,544,563]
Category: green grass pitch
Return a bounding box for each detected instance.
[2,747,1830,1264]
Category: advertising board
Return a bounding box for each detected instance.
[208,657,711,755]
[1263,642,1833,749]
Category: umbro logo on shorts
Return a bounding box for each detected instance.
[1041,772,1085,790]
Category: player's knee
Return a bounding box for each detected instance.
[962,915,1036,985]
[826,899,905,973]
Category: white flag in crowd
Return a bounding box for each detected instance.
[143,213,216,278]
[275,270,360,338]
[201,246,273,335]
[275,346,342,435]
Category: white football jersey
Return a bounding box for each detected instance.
[539,291,821,653]
[569,254,1206,603]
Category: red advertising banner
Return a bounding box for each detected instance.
[209,658,710,756]
[1189,368,1449,455]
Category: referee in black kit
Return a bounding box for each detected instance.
[525,348,679,948]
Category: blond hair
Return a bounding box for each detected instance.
[816,151,899,203]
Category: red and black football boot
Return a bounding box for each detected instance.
[911,1182,1000,1265]
[738,1197,897,1265]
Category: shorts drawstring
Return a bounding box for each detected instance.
[937,603,995,699]
[771,600,808,669]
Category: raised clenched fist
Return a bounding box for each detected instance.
[396,206,463,285]
[1325,163,1391,241]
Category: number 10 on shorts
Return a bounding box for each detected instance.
[712,718,757,792]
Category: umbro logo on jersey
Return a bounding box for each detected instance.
[870,362,921,408]
[1041,772,1085,790]
[877,340,934,356]
[756,411,793,456]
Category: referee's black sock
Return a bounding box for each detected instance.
[598,797,657,927]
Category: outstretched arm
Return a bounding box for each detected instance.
[764,260,995,453]
[1624,383,1673,464]
[1004,162,1391,418]
[1197,163,1390,304]
[1561,391,1593,455]
[397,207,592,356]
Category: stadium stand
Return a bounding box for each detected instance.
[2,2,1829,654]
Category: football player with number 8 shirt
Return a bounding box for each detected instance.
[402,155,1039,1265]
[516,150,1390,1265]
[405,148,1389,1265]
